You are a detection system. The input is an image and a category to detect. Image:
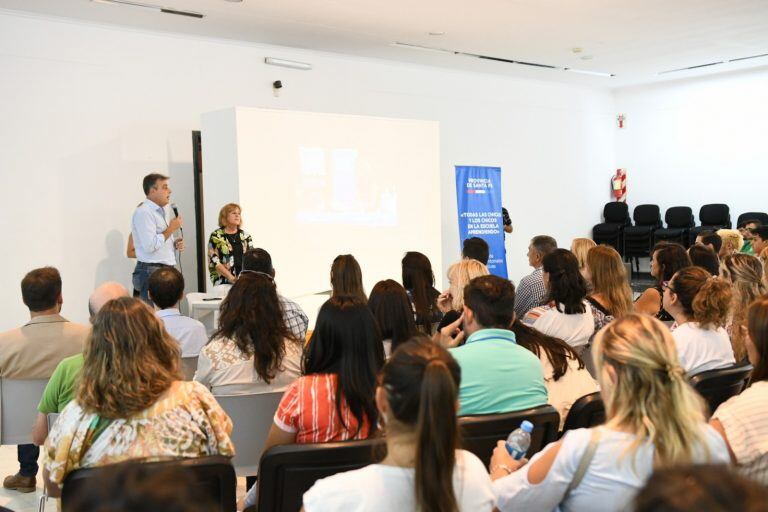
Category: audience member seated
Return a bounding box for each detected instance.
[523,249,595,361]
[64,461,216,512]
[662,266,735,375]
[32,282,129,446]
[368,280,419,358]
[738,219,762,255]
[585,244,633,319]
[570,238,596,284]
[511,320,597,429]
[242,248,308,341]
[330,254,367,304]
[0,267,89,494]
[751,226,768,261]
[401,251,442,333]
[634,464,768,512]
[717,229,744,258]
[43,297,234,497]
[437,275,546,415]
[303,337,495,512]
[696,231,723,255]
[514,235,558,318]
[489,314,729,511]
[462,236,490,265]
[435,259,489,334]
[720,254,766,362]
[148,267,207,358]
[195,272,302,395]
[688,243,721,276]
[711,297,768,486]
[634,243,691,321]
[242,297,384,508]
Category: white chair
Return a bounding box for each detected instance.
[181,356,199,380]
[0,378,49,445]
[215,391,283,477]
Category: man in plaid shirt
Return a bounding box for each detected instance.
[242,248,308,341]
[514,235,558,318]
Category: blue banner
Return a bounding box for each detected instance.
[454,166,507,278]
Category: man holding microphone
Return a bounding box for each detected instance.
[131,173,184,304]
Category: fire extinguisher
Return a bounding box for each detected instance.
[611,169,627,202]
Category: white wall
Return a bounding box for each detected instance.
[614,67,768,224]
[0,11,615,330]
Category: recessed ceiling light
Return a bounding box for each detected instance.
[580,55,594,61]
[571,47,583,54]
[428,31,446,36]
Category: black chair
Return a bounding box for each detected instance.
[689,363,753,416]
[689,203,732,244]
[459,405,559,466]
[737,212,768,228]
[257,438,385,512]
[593,202,631,255]
[61,456,236,512]
[561,392,605,435]
[623,204,662,275]
[654,206,695,247]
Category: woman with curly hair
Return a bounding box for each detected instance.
[43,297,234,496]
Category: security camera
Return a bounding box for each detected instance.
[273,80,283,89]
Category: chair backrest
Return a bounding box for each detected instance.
[562,392,605,433]
[632,204,661,227]
[738,212,768,227]
[181,356,199,380]
[61,456,236,511]
[689,363,753,415]
[257,438,385,512]
[459,405,560,466]
[699,203,731,227]
[664,206,694,229]
[0,378,49,445]
[603,202,630,224]
[215,391,283,476]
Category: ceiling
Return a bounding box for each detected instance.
[2,0,768,88]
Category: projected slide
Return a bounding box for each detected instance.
[297,147,397,226]
[202,107,440,302]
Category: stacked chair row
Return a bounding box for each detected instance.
[24,361,751,512]
[591,203,768,274]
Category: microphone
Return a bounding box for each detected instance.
[170,203,184,237]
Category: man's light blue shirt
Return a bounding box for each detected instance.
[157,308,207,357]
[450,328,548,416]
[132,198,176,265]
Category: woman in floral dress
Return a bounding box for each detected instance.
[208,203,254,285]
[43,297,235,496]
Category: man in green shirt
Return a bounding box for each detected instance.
[31,282,127,445]
[738,219,762,255]
[438,275,547,415]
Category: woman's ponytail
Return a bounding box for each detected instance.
[415,361,459,512]
[381,337,462,512]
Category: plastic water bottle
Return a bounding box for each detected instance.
[505,420,533,460]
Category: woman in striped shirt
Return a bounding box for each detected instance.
[711,296,768,485]
[243,297,385,508]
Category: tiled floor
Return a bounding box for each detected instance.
[0,445,248,512]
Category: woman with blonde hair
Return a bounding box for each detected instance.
[720,253,767,361]
[586,245,633,319]
[43,297,234,496]
[435,259,489,334]
[208,203,254,285]
[490,314,728,511]
[570,238,596,283]
[662,266,735,375]
[716,229,744,258]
